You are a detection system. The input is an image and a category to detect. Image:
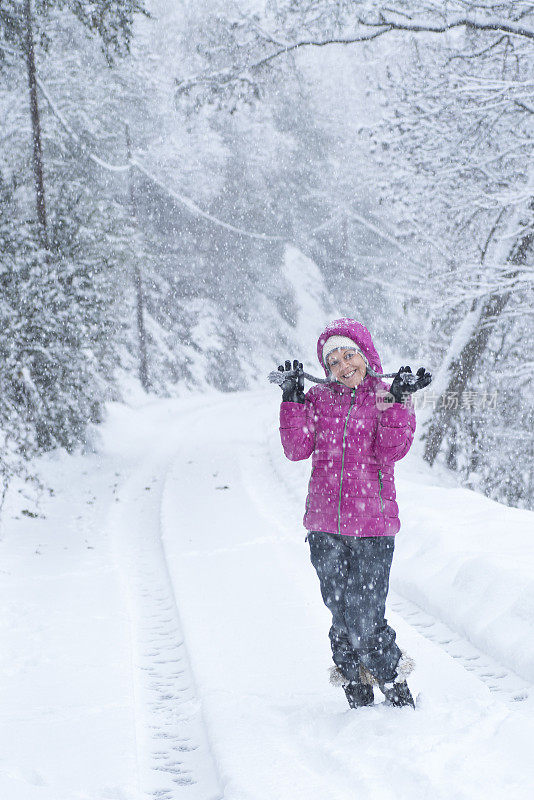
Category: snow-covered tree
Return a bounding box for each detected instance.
[0,0,145,496]
[363,23,534,506]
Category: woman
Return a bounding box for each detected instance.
[277,318,431,709]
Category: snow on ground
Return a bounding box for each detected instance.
[0,447,138,800]
[1,390,533,800]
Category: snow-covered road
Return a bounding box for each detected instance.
[1,391,533,799]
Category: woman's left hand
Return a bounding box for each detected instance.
[389,366,432,404]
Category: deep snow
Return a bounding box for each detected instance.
[1,390,533,800]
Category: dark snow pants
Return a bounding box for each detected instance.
[308,531,402,685]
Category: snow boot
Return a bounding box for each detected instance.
[329,666,374,708]
[380,679,415,709]
[344,680,374,709]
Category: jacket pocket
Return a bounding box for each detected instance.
[377,468,385,513]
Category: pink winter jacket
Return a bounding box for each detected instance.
[279,319,416,537]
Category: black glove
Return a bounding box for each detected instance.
[389,366,432,404]
[278,359,305,404]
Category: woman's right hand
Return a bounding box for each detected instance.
[278,359,305,404]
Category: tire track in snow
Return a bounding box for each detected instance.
[109,446,223,800]
[388,593,530,705]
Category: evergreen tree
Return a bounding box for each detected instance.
[0,0,146,495]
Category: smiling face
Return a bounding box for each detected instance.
[327,348,367,388]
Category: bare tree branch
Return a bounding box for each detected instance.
[179,9,534,94]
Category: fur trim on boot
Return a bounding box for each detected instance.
[329,665,372,687]
[356,651,416,687]
[359,665,378,686]
[395,652,416,680]
[328,667,374,707]
[329,652,415,689]
[329,666,347,687]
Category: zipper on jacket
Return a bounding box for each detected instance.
[378,468,385,513]
[337,389,356,535]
